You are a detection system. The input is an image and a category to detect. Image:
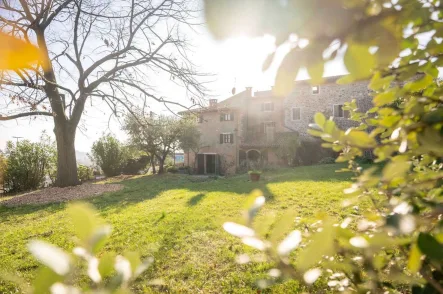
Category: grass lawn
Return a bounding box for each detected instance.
[0,164,371,293]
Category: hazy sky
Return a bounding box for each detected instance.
[0,16,347,152]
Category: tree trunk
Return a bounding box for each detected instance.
[158,157,165,174]
[151,156,156,174]
[54,122,79,187]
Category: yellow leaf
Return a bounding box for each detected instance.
[0,32,43,70]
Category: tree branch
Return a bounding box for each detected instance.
[0,111,53,121]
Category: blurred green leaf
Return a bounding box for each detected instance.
[124,251,141,274]
[345,130,376,148]
[98,252,116,278]
[344,42,376,80]
[369,72,394,91]
[307,62,324,85]
[28,240,71,276]
[408,243,423,274]
[405,74,433,92]
[314,113,326,128]
[33,267,62,294]
[67,202,100,243]
[262,52,275,72]
[297,223,335,270]
[382,160,410,182]
[270,209,298,245]
[90,225,112,253]
[417,233,443,261]
[274,49,303,96]
[373,90,397,106]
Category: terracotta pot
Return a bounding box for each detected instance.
[249,173,261,182]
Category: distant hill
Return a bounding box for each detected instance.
[76,150,92,166]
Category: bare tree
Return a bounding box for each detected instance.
[0,0,206,186]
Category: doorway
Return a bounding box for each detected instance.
[196,153,219,175]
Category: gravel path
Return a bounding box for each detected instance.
[1,183,123,207]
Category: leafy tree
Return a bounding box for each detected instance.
[0,152,7,187]
[124,114,186,174]
[178,117,206,170]
[90,135,127,177]
[4,133,56,193]
[207,0,443,292]
[275,133,300,166]
[0,0,206,187]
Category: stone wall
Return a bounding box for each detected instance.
[283,80,373,140]
[184,110,239,175]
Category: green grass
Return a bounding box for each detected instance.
[0,164,370,293]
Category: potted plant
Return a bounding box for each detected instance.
[248,170,262,182]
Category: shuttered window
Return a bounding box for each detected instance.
[220,113,234,121]
[261,102,274,112]
[220,133,234,144]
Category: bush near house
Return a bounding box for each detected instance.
[3,135,56,193]
[90,135,127,177]
[121,155,150,175]
[294,140,337,166]
[318,157,336,164]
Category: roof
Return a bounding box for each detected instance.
[294,75,347,85]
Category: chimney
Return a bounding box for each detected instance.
[245,87,252,97]
[209,99,217,108]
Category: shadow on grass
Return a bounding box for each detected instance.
[0,164,354,220]
[187,193,206,206]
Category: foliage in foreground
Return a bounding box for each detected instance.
[3,133,56,193]
[207,0,443,292]
[1,165,353,293]
[0,203,153,293]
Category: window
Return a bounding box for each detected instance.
[312,86,320,94]
[264,122,275,142]
[220,113,234,121]
[333,105,350,118]
[292,107,301,120]
[220,133,234,144]
[261,102,274,112]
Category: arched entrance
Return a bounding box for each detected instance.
[246,149,261,169]
[247,149,261,161]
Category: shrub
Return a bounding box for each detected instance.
[3,134,56,193]
[318,157,336,164]
[0,153,6,185]
[90,135,127,177]
[121,155,149,175]
[77,165,93,182]
[166,166,178,173]
[294,140,336,166]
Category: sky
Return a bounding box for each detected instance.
[0,10,347,152]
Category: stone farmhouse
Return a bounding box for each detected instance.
[183,76,373,175]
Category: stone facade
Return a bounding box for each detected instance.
[284,78,373,140]
[184,76,374,174]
